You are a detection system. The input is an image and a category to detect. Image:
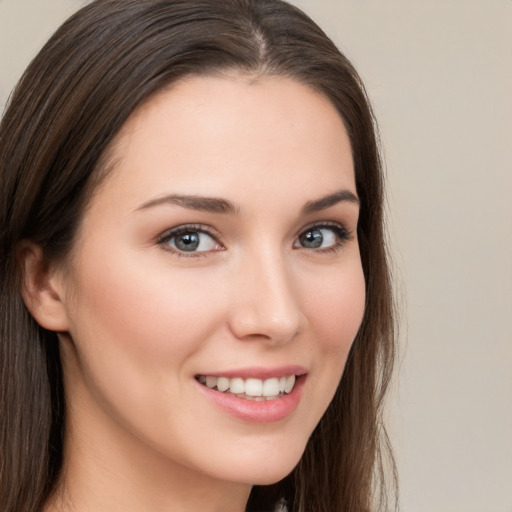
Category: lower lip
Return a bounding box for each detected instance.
[196,376,306,423]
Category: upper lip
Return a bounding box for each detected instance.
[196,365,307,380]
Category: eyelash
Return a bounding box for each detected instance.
[157,224,222,258]
[157,222,352,258]
[296,222,352,254]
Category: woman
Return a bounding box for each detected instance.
[0,0,396,511]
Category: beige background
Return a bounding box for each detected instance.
[1,1,511,511]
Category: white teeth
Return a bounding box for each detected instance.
[263,378,280,396]
[284,375,295,394]
[197,374,298,398]
[245,378,263,397]
[229,377,245,395]
[217,377,230,392]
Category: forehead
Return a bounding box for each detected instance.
[96,74,355,210]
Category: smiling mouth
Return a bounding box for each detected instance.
[195,375,297,401]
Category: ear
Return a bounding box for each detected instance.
[18,242,70,332]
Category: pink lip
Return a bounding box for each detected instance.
[195,371,307,424]
[196,365,307,379]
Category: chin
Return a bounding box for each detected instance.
[214,441,307,486]
[249,468,297,486]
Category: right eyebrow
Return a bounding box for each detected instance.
[135,194,239,215]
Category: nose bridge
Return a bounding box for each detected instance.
[229,243,302,343]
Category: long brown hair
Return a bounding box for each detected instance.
[0,1,397,510]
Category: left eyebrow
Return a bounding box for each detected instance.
[300,189,360,215]
[136,194,239,215]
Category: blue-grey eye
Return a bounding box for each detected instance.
[295,227,338,249]
[167,230,218,252]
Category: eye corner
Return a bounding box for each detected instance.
[156,223,224,257]
[294,222,352,252]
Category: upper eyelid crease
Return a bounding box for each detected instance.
[299,221,352,237]
[157,222,351,244]
[158,224,221,242]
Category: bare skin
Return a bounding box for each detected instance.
[23,75,365,512]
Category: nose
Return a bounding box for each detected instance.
[228,248,304,345]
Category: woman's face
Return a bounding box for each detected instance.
[56,75,365,490]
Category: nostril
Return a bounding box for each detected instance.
[228,310,301,344]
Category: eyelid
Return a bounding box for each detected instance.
[155,220,352,258]
[294,221,353,250]
[157,223,224,257]
[298,220,352,237]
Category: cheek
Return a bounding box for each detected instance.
[62,252,230,443]
[62,250,229,421]
[299,258,366,407]
[71,256,223,359]
[305,261,366,351]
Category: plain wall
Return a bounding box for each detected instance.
[1,1,511,511]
